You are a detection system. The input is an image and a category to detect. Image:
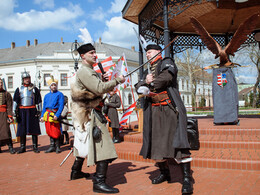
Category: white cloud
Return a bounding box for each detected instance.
[34,0,54,9]
[0,2,84,31]
[0,0,16,18]
[101,16,138,49]
[78,28,94,44]
[237,75,257,84]
[109,0,127,13]
[89,6,106,21]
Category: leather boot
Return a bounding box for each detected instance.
[112,128,120,143]
[17,135,26,154]
[64,131,69,144]
[8,138,16,154]
[93,160,119,193]
[60,134,65,145]
[55,138,61,153]
[32,135,40,153]
[181,162,193,194]
[152,161,171,184]
[70,157,90,180]
[45,137,55,153]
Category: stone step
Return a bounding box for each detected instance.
[114,141,260,171]
[121,132,260,149]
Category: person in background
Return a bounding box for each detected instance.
[60,95,70,145]
[13,70,42,154]
[105,90,121,143]
[40,76,64,154]
[135,44,193,194]
[70,43,125,193]
[0,78,15,154]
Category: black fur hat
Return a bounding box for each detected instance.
[77,43,95,55]
[145,44,162,51]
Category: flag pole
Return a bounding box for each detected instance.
[130,75,139,121]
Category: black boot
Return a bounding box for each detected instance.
[93,160,119,193]
[32,135,40,153]
[17,136,26,154]
[55,138,61,153]
[152,161,171,184]
[70,157,90,180]
[0,147,2,153]
[64,131,69,144]
[8,138,16,154]
[60,134,65,145]
[112,128,120,143]
[181,162,193,194]
[45,137,55,153]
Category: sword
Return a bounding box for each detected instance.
[124,36,178,77]
[60,149,73,167]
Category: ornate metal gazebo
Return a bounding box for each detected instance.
[122,0,260,124]
[122,0,260,66]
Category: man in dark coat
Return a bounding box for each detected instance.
[105,90,121,143]
[0,78,15,154]
[135,44,193,194]
[13,70,42,154]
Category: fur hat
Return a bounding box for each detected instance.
[77,43,95,55]
[46,75,58,87]
[145,44,162,51]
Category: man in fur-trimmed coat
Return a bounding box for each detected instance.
[70,43,125,194]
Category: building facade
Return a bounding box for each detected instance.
[0,38,213,122]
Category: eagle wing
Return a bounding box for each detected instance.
[225,13,260,56]
[190,17,222,57]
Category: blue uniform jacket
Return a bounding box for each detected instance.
[41,90,64,118]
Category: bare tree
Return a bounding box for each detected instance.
[247,45,260,107]
[175,49,204,109]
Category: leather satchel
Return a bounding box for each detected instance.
[93,126,102,141]
[187,118,200,150]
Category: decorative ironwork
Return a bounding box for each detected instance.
[139,0,259,54]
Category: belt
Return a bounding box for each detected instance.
[46,109,58,113]
[0,105,7,112]
[151,91,172,106]
[19,105,36,109]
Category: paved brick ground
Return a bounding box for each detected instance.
[0,118,259,195]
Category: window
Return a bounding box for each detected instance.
[182,79,184,90]
[44,73,51,86]
[186,80,189,90]
[128,93,132,105]
[61,73,68,86]
[182,95,185,103]
[8,76,13,88]
[198,88,201,94]
[187,96,190,104]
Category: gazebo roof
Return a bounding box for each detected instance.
[123,0,260,34]
[122,0,260,52]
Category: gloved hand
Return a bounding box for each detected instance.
[137,86,150,95]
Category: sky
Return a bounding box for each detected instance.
[0,0,138,50]
[0,0,258,84]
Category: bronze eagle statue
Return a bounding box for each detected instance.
[190,13,260,69]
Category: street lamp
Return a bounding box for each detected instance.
[37,70,42,92]
[71,40,80,72]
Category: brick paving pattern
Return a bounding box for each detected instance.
[0,118,259,194]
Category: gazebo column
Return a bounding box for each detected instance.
[163,0,170,57]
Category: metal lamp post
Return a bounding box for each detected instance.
[37,70,42,92]
[71,40,80,72]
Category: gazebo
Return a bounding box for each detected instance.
[122,0,260,124]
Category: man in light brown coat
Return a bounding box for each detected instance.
[70,43,125,194]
